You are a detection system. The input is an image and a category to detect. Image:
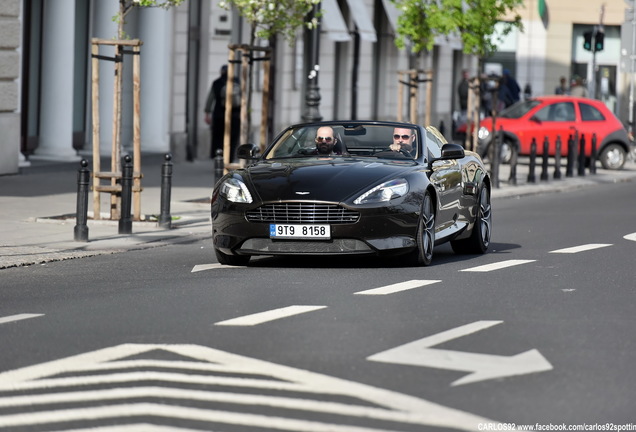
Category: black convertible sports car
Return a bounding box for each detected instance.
[211,121,492,266]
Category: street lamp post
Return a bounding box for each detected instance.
[302,3,322,122]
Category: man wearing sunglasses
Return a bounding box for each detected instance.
[389,127,416,156]
[314,126,338,155]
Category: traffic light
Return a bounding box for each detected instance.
[583,31,593,51]
[595,31,604,52]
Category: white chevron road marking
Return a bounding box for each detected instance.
[0,343,495,431]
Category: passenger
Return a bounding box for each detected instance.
[390,127,416,156]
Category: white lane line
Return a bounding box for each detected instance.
[0,314,44,325]
[625,233,636,242]
[460,259,535,272]
[354,280,441,295]
[192,263,244,272]
[215,305,327,326]
[550,243,612,254]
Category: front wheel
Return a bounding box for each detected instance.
[408,192,435,266]
[479,139,513,165]
[215,248,250,266]
[451,184,492,254]
[599,144,626,170]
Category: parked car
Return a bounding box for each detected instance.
[477,96,633,170]
[210,121,492,267]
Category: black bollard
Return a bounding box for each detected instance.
[590,134,597,174]
[158,153,173,229]
[540,136,549,181]
[74,159,90,242]
[554,135,562,180]
[119,155,133,234]
[491,128,502,189]
[214,149,224,182]
[508,139,518,186]
[566,133,575,177]
[578,134,586,176]
[527,137,537,183]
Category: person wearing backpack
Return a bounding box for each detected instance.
[204,65,241,160]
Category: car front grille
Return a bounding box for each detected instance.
[246,203,360,224]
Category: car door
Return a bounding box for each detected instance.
[518,101,576,156]
[425,129,462,233]
[574,101,609,156]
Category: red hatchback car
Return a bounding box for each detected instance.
[477,96,633,170]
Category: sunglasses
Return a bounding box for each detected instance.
[394,134,412,140]
[315,136,334,143]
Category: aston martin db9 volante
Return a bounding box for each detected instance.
[211,121,492,266]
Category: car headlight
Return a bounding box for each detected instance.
[353,179,409,204]
[478,127,491,140]
[219,177,253,203]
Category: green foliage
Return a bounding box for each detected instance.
[219,0,320,43]
[133,0,185,7]
[113,0,186,35]
[390,0,523,57]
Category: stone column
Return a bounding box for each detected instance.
[139,6,172,153]
[37,0,79,160]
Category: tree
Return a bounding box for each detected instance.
[217,0,320,148]
[219,0,320,44]
[114,0,186,39]
[391,0,523,57]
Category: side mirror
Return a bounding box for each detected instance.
[237,143,260,160]
[530,115,541,124]
[440,143,465,160]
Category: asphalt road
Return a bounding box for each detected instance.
[1,181,635,431]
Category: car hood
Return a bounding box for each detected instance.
[240,158,417,203]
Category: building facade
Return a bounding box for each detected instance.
[0,0,631,175]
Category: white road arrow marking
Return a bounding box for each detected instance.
[354,280,441,295]
[368,320,552,386]
[460,259,535,272]
[0,314,44,325]
[623,233,636,242]
[550,244,612,253]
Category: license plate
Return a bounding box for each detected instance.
[270,224,331,239]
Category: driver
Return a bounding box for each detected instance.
[314,126,338,155]
[390,127,416,156]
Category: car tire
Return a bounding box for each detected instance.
[480,140,512,165]
[215,248,250,266]
[451,183,492,254]
[409,191,435,266]
[599,143,626,170]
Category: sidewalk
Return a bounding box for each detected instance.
[0,154,216,269]
[1,153,635,270]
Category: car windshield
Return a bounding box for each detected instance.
[263,123,420,160]
[499,99,542,119]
